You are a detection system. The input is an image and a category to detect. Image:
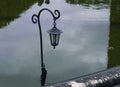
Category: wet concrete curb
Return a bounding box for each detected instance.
[46,66,120,87]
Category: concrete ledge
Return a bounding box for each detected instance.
[46,66,120,87]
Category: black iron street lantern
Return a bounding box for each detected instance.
[47,23,62,49]
[31,8,62,86]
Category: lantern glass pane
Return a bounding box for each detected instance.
[56,34,60,45]
[47,26,62,48]
[53,34,57,46]
[49,34,52,45]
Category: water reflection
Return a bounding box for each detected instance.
[0,0,109,28]
[38,0,44,6]
[66,0,109,9]
[38,0,50,6]
[108,0,120,68]
[45,0,50,4]
[66,0,109,4]
[0,0,110,87]
[0,0,38,28]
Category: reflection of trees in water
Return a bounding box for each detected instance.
[39,0,109,6]
[45,0,50,4]
[38,0,44,6]
[0,0,110,28]
[66,0,109,9]
[108,0,120,68]
[0,0,38,28]
[110,0,120,24]
[108,25,120,68]
[66,0,109,5]
[38,0,50,6]
[0,0,50,28]
[0,16,18,28]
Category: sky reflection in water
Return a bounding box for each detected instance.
[0,0,109,87]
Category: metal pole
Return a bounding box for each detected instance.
[31,8,60,86]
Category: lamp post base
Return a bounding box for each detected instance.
[40,67,47,86]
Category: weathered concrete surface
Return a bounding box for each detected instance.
[46,66,120,87]
[114,85,120,87]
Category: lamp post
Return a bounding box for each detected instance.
[31,8,62,86]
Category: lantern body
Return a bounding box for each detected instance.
[47,26,62,49]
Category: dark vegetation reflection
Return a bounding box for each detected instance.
[0,0,109,28]
[38,0,50,6]
[66,0,109,4]
[39,0,110,6]
[0,0,39,28]
[108,0,120,68]
[66,0,109,8]
[0,0,51,28]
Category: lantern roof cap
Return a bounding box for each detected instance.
[47,26,62,34]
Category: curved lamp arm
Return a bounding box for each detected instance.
[31,8,60,86]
